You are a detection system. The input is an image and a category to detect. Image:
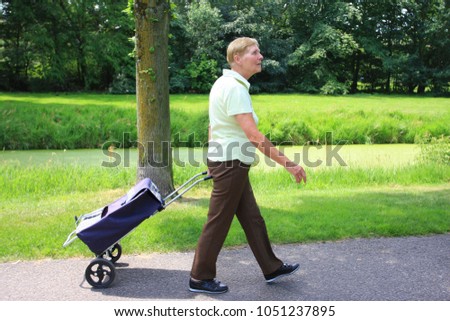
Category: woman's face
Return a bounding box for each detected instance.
[235,45,264,79]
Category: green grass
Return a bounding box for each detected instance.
[0,145,449,262]
[0,144,445,198]
[0,92,448,262]
[252,94,450,144]
[1,93,449,149]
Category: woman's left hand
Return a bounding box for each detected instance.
[287,164,307,184]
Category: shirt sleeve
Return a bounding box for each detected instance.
[225,85,253,116]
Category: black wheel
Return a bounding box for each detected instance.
[85,258,116,288]
[108,243,122,263]
[98,243,122,263]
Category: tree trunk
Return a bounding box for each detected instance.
[417,84,425,94]
[385,72,391,94]
[350,50,361,94]
[134,0,174,196]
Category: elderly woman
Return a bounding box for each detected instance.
[189,37,307,294]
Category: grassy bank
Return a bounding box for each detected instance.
[1,93,449,149]
[0,145,449,262]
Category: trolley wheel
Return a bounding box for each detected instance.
[108,243,122,263]
[99,243,122,263]
[85,258,116,288]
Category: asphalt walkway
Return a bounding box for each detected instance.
[1,234,449,301]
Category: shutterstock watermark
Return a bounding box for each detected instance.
[101,132,347,168]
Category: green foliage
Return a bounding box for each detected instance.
[320,79,350,95]
[287,2,360,94]
[108,64,136,94]
[0,0,134,91]
[1,0,449,94]
[185,55,219,93]
[169,0,224,93]
[183,0,224,62]
[418,135,450,165]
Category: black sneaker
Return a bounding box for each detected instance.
[264,263,300,283]
[189,278,229,294]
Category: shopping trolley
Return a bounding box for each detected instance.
[63,171,211,288]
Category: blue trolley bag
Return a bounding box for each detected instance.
[62,172,211,288]
[76,178,164,255]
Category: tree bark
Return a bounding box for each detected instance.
[350,50,361,94]
[134,0,174,196]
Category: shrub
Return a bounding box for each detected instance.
[268,119,314,145]
[418,135,450,165]
[320,79,349,95]
[186,55,219,93]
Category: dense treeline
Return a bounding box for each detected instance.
[1,0,449,95]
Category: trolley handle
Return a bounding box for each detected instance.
[63,230,78,247]
[201,170,213,181]
[163,171,212,208]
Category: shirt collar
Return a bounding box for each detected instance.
[223,69,250,91]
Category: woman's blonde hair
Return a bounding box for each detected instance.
[226,37,259,66]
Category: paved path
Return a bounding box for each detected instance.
[1,234,449,301]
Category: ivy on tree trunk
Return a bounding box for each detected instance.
[134,0,174,196]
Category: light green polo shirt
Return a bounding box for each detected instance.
[207,69,259,164]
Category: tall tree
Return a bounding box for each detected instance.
[287,0,359,94]
[169,0,223,93]
[0,0,36,90]
[1,0,448,95]
[400,0,449,94]
[134,0,174,195]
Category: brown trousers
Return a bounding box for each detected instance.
[190,159,282,280]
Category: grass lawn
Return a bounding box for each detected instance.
[0,145,448,262]
[1,93,449,149]
[1,92,448,262]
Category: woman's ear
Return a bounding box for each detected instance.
[234,54,241,65]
